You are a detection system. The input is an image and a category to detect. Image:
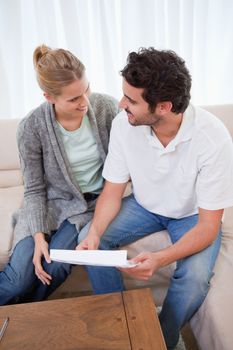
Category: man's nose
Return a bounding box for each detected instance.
[119,96,127,109]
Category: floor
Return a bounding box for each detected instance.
[181,324,199,350]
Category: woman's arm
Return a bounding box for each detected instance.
[17,117,52,284]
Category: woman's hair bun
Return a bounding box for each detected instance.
[33,44,51,68]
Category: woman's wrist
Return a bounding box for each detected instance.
[34,232,45,241]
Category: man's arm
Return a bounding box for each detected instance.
[121,208,223,280]
[77,180,128,249]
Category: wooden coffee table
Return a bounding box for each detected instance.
[0,288,166,350]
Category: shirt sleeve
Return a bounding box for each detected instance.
[197,139,233,210]
[102,119,130,183]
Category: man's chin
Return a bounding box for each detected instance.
[127,114,137,126]
[128,119,137,126]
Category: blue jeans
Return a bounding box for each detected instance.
[0,220,83,305]
[78,195,221,350]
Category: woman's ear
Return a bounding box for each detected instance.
[44,92,55,104]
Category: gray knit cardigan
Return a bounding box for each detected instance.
[12,93,119,248]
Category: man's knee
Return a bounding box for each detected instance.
[174,259,211,297]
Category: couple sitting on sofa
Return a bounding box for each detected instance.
[1,45,233,350]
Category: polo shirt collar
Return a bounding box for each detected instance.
[143,104,195,152]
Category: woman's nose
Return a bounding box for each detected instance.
[79,93,89,107]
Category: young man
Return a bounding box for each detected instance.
[77,48,233,349]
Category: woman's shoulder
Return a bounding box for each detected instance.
[20,102,49,126]
[89,92,119,115]
[18,102,50,137]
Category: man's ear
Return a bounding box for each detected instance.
[44,92,55,104]
[156,101,173,115]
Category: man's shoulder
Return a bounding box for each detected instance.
[112,110,130,129]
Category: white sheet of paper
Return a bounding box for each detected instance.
[50,249,137,268]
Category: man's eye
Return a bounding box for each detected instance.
[129,99,136,104]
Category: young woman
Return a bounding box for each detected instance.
[0,45,118,305]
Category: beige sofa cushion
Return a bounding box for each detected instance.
[122,230,175,305]
[0,185,24,270]
[190,234,233,350]
[0,119,22,188]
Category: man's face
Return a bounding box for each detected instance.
[119,79,162,127]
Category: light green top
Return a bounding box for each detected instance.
[57,115,104,193]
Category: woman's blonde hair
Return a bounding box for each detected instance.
[33,45,85,96]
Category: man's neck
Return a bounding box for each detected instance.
[151,112,183,147]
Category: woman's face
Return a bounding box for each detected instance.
[46,76,91,120]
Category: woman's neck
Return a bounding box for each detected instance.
[55,109,84,131]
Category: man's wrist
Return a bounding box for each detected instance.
[153,249,173,268]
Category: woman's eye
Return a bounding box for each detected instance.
[71,97,79,102]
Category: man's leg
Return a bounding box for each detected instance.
[32,220,78,301]
[0,236,36,305]
[78,195,166,294]
[159,215,221,350]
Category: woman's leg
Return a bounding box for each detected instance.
[0,236,36,305]
[31,220,78,301]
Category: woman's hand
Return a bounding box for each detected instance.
[76,233,100,250]
[33,232,52,285]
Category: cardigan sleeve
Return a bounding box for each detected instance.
[17,117,50,236]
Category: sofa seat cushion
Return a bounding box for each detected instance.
[0,169,23,188]
[122,230,176,305]
[0,185,24,270]
[190,235,233,350]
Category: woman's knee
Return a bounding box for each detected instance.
[43,261,72,278]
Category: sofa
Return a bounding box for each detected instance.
[0,104,233,350]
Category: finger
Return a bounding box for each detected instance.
[36,271,51,285]
[130,253,148,264]
[35,263,52,283]
[43,249,51,264]
[36,274,46,285]
[88,240,98,250]
[76,241,88,250]
[35,267,48,285]
[118,267,147,280]
[118,266,139,273]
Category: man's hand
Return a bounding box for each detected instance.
[119,252,161,280]
[76,233,100,250]
[33,232,52,285]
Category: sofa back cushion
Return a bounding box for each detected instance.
[0,119,24,270]
[202,104,233,137]
[0,119,23,187]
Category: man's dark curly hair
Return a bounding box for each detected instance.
[121,47,192,114]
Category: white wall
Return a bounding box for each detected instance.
[0,0,232,118]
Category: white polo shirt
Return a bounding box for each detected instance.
[103,105,233,218]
